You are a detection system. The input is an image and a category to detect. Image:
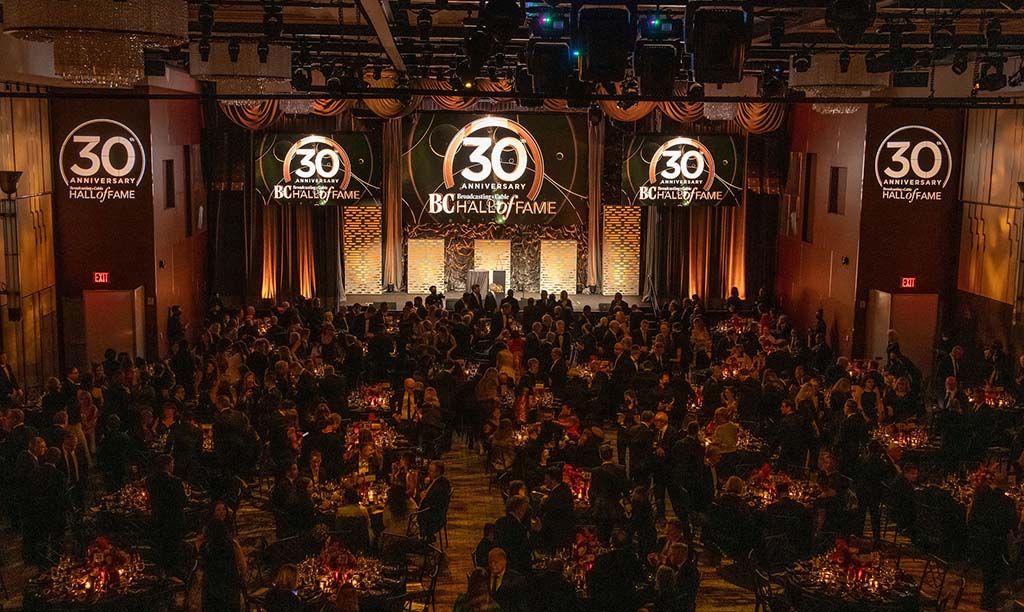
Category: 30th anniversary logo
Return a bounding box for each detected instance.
[874,125,952,205]
[59,119,147,204]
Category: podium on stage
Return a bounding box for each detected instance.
[467,270,506,293]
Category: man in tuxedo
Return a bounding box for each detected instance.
[627,410,655,485]
[587,529,643,612]
[145,454,187,575]
[60,367,80,408]
[30,447,69,565]
[304,413,346,478]
[213,395,251,476]
[318,365,348,412]
[650,411,677,518]
[774,399,810,469]
[937,375,965,412]
[549,348,568,393]
[500,289,520,314]
[764,480,812,552]
[424,285,445,309]
[646,341,669,374]
[469,284,485,312]
[484,284,500,313]
[936,346,965,389]
[494,494,533,573]
[632,319,654,348]
[589,445,629,539]
[492,302,514,338]
[0,352,20,407]
[15,436,46,556]
[59,431,87,509]
[392,377,423,439]
[553,319,572,354]
[488,547,526,612]
[42,411,69,449]
[539,466,575,550]
[608,292,629,313]
[701,366,725,419]
[417,460,452,541]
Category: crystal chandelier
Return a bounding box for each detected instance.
[2,0,187,88]
[190,40,292,105]
[789,53,886,115]
[279,99,315,115]
[702,79,756,121]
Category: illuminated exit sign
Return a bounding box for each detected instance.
[93,272,110,284]
[900,276,917,289]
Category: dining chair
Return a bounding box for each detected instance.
[751,566,790,612]
[917,555,950,611]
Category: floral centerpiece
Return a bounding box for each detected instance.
[562,464,591,504]
[560,528,606,592]
[347,383,394,413]
[42,538,146,602]
[801,538,902,597]
[296,539,383,598]
[345,420,399,452]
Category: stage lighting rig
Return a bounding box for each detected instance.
[263,2,284,40]
[292,67,311,90]
[481,0,524,45]
[639,13,681,40]
[976,55,1007,91]
[770,16,785,49]
[986,18,1002,49]
[951,51,969,75]
[635,41,678,97]
[760,64,786,97]
[689,7,750,83]
[529,9,568,38]
[456,60,477,89]
[825,0,876,45]
[372,64,383,79]
[931,19,955,50]
[839,49,851,73]
[575,4,634,82]
[792,52,811,73]
[199,1,215,37]
[418,10,433,41]
[198,38,211,62]
[515,64,544,107]
[228,38,241,62]
[528,38,571,95]
[618,77,639,110]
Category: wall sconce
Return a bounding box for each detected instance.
[0,170,23,322]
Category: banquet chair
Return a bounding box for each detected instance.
[758,534,802,573]
[917,555,950,611]
[403,542,443,612]
[937,576,966,612]
[751,565,790,612]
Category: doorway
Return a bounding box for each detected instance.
[83,287,146,365]
[865,289,939,379]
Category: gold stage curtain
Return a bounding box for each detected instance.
[261,205,318,300]
[295,206,316,299]
[543,99,569,111]
[688,206,712,300]
[587,116,604,286]
[382,119,404,289]
[361,76,423,118]
[220,101,281,130]
[261,205,279,300]
[596,83,656,122]
[659,84,704,123]
[721,199,746,299]
[735,102,786,134]
[418,78,478,111]
[312,99,356,116]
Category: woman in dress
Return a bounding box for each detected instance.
[200,518,247,612]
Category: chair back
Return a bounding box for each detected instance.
[333,516,371,553]
[918,555,949,606]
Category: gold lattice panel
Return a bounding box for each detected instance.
[343,206,382,294]
[602,205,641,296]
[406,238,446,294]
[540,240,577,294]
[473,240,511,275]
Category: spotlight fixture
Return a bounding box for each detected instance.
[488,64,498,80]
[770,16,785,49]
[417,10,432,41]
[320,61,335,80]
[931,19,955,49]
[618,77,639,110]
[292,67,311,90]
[792,52,811,73]
[198,38,211,62]
[687,81,705,99]
[839,49,851,73]
[263,2,284,39]
[976,55,1007,91]
[464,29,494,72]
[257,39,270,63]
[530,10,567,38]
[635,42,678,96]
[396,71,410,88]
[951,50,969,75]
[372,64,383,79]
[760,64,786,97]
[639,13,681,40]
[228,38,241,62]
[198,1,215,37]
[825,0,876,45]
[480,0,524,45]
[986,18,1002,49]
[864,50,891,73]
[456,59,476,89]
[298,44,312,69]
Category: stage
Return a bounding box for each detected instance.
[343,293,643,312]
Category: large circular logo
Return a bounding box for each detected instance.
[282,135,352,190]
[59,119,147,189]
[648,137,716,190]
[874,125,952,191]
[442,117,544,200]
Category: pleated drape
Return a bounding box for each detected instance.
[312,99,356,117]
[261,205,279,300]
[220,100,282,130]
[688,206,712,300]
[734,102,786,134]
[295,207,316,299]
[382,119,404,290]
[361,76,423,119]
[587,118,604,287]
[260,206,318,300]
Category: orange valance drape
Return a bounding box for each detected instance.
[312,99,356,116]
[220,100,281,130]
[734,102,786,134]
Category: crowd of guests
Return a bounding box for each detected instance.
[0,281,1021,611]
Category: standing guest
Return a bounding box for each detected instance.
[587,529,644,612]
[0,352,20,407]
[494,495,533,573]
[589,444,629,539]
[970,476,1019,610]
[650,411,677,518]
[59,430,87,509]
[538,466,575,550]
[146,454,187,575]
[200,518,247,612]
[96,415,131,490]
[16,435,46,558]
[31,446,68,565]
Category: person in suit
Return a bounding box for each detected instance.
[0,352,20,407]
[17,437,47,563]
[283,477,317,538]
[487,547,526,612]
[32,447,69,564]
[318,365,348,411]
[936,346,965,388]
[538,466,575,550]
[936,375,965,412]
[774,399,810,470]
[145,454,187,575]
[493,495,533,573]
[970,478,1019,610]
[500,289,520,314]
[589,445,629,539]
[343,443,383,480]
[549,348,568,393]
[764,481,812,552]
[469,284,485,312]
[650,411,677,519]
[213,395,251,476]
[58,430,87,510]
[587,529,643,612]
[484,284,500,313]
[42,410,69,450]
[392,377,423,430]
[417,460,452,541]
[627,411,656,485]
[528,559,581,612]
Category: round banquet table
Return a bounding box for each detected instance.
[23,570,169,612]
[784,566,920,612]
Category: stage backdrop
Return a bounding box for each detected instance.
[402,112,588,292]
[254,132,381,206]
[621,133,745,207]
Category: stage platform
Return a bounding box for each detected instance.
[343,292,643,312]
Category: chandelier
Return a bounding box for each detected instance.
[190,40,292,105]
[702,79,757,121]
[2,0,187,88]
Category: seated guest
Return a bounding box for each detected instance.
[417,460,452,542]
[709,408,739,478]
[648,565,694,612]
[272,463,299,512]
[333,486,371,550]
[494,495,533,573]
[343,442,383,479]
[765,481,812,553]
[265,564,303,612]
[664,542,700,603]
[528,559,581,612]
[649,518,686,566]
[383,483,416,537]
[970,476,1019,610]
[539,466,575,550]
[454,567,502,612]
[305,450,327,489]
[473,523,497,568]
[42,411,68,449]
[587,529,644,612]
[487,547,526,612]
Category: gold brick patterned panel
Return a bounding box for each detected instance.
[343,206,382,294]
[602,205,641,296]
[540,240,577,294]
[473,240,511,275]
[407,239,446,294]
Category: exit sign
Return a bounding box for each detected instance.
[900,276,917,289]
[93,272,110,284]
